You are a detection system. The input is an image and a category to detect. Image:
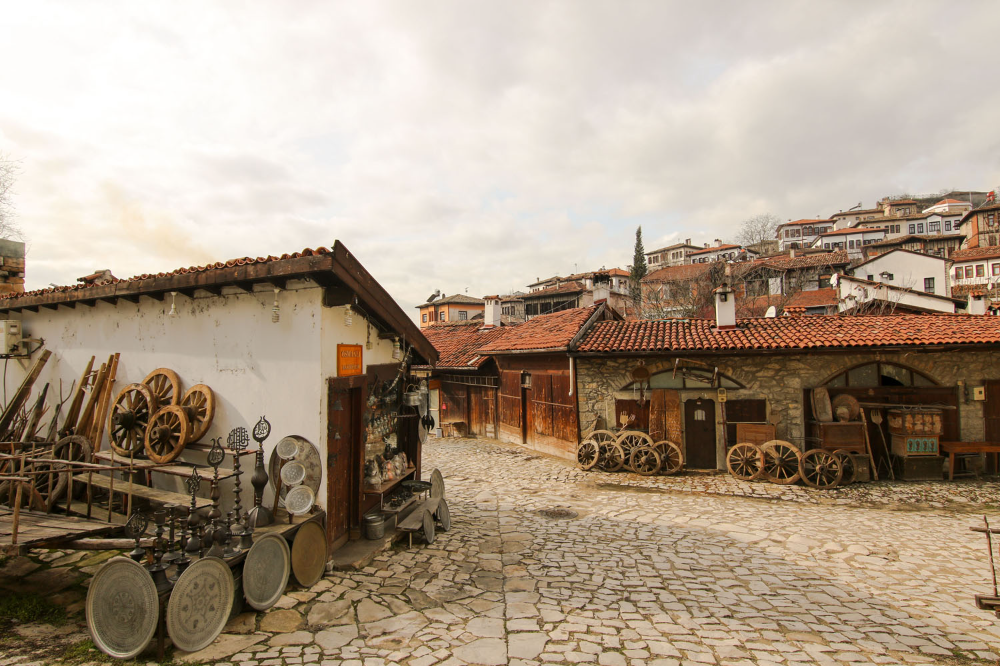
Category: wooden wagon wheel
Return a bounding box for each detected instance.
[577,439,600,470]
[833,449,856,486]
[144,406,191,464]
[109,383,156,457]
[143,368,181,407]
[599,442,625,472]
[616,431,653,470]
[0,480,46,511]
[50,435,93,503]
[761,440,802,485]
[727,442,765,481]
[799,449,843,489]
[180,384,215,443]
[590,430,618,447]
[629,446,662,476]
[653,440,684,475]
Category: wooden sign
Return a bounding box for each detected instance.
[337,344,363,377]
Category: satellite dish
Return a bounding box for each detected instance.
[765,306,777,318]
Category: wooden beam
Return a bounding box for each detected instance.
[80,300,96,308]
[232,281,255,294]
[99,297,117,306]
[120,295,140,304]
[146,292,166,302]
[201,285,223,296]
[266,278,288,291]
[176,288,197,299]
[322,285,354,308]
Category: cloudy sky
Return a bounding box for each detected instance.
[2,2,999,313]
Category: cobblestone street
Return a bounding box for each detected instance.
[4,435,1000,666]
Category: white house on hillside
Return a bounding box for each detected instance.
[851,249,950,296]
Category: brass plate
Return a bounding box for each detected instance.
[285,485,315,515]
[430,468,445,499]
[167,557,234,653]
[280,461,306,486]
[243,534,290,611]
[269,435,322,499]
[291,521,327,588]
[86,557,158,660]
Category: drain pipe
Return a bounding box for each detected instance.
[568,354,575,396]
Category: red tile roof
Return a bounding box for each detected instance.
[759,251,849,270]
[421,322,511,369]
[576,314,1000,353]
[952,247,1000,262]
[818,228,886,237]
[688,244,742,255]
[0,247,338,301]
[936,199,966,205]
[478,305,600,353]
[522,281,587,299]
[642,263,713,283]
[785,288,838,309]
[777,219,833,227]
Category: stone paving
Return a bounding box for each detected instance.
[2,435,1000,666]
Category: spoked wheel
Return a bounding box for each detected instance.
[108,384,156,457]
[599,442,626,472]
[727,442,765,481]
[653,441,684,475]
[180,384,215,443]
[590,430,618,448]
[50,435,93,503]
[761,440,802,485]
[577,439,600,470]
[0,480,46,511]
[629,446,662,476]
[833,450,856,486]
[616,431,653,471]
[144,406,191,464]
[799,449,844,489]
[143,368,181,407]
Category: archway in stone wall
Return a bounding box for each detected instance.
[821,361,939,388]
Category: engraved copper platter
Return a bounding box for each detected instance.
[243,533,290,611]
[86,557,158,660]
[166,557,234,653]
[291,520,327,588]
[269,435,322,500]
[285,485,315,515]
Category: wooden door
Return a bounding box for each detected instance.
[684,398,717,469]
[469,386,486,437]
[327,385,358,549]
[523,387,533,444]
[648,390,681,443]
[986,380,1000,441]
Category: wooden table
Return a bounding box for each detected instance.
[939,441,1000,480]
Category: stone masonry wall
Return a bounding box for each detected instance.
[576,348,1000,468]
[0,239,25,295]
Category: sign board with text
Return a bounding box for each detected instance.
[337,344,363,377]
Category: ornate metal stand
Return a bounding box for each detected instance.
[162,504,180,563]
[175,512,191,576]
[149,509,170,589]
[206,438,226,559]
[126,511,148,563]
[248,416,272,527]
[184,466,202,556]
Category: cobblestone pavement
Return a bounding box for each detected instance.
[3,435,1000,666]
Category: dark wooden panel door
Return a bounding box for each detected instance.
[649,390,666,441]
[327,386,357,546]
[685,398,717,469]
[986,380,1000,441]
[469,386,485,437]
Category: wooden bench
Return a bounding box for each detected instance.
[939,441,1000,480]
[397,497,441,547]
[74,474,213,509]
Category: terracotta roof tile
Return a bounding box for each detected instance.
[421,322,512,368]
[641,263,713,283]
[785,288,838,309]
[688,243,743,255]
[576,314,1000,353]
[416,294,484,307]
[777,219,834,227]
[951,247,1000,262]
[522,281,587,299]
[0,246,336,302]
[478,305,599,353]
[759,251,849,270]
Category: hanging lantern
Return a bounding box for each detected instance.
[344,304,353,327]
[271,288,280,323]
[392,337,401,360]
[168,291,178,317]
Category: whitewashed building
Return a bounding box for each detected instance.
[0,242,437,554]
[851,249,950,296]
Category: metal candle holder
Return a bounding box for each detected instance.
[248,416,272,527]
[227,426,250,534]
[162,504,180,563]
[184,465,202,555]
[206,437,226,558]
[175,513,191,576]
[149,510,170,589]
[125,511,148,563]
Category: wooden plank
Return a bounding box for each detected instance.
[74,474,213,508]
[0,350,52,438]
[91,451,237,480]
[63,357,95,434]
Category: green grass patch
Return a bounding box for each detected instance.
[0,591,67,625]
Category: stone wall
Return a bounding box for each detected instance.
[0,239,25,295]
[576,348,1000,468]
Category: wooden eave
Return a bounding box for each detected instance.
[0,240,438,366]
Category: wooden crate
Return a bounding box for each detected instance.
[735,423,775,446]
[891,434,939,457]
[892,454,944,480]
[818,422,866,453]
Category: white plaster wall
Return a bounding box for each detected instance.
[855,252,948,294]
[2,280,397,519]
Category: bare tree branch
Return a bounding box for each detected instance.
[0,153,23,241]
[735,213,781,251]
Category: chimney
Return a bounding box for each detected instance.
[703,242,709,248]
[0,240,26,295]
[685,238,691,245]
[789,248,796,259]
[483,296,501,327]
[715,239,723,247]
[968,293,987,315]
[592,272,611,303]
[714,282,736,329]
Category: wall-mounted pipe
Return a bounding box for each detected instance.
[568,355,575,396]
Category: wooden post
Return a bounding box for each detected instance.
[62,357,95,435]
[0,350,52,438]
